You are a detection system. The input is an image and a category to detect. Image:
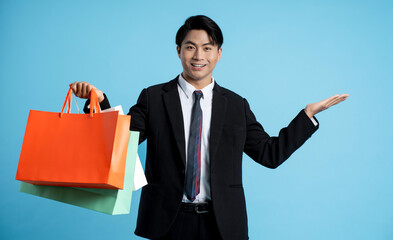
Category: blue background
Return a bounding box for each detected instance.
[1,0,392,239]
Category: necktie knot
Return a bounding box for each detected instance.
[194,90,203,100]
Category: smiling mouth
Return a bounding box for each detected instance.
[191,63,207,70]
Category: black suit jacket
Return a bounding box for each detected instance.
[86,76,318,240]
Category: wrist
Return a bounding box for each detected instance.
[304,106,315,119]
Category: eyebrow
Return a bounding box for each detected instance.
[184,40,214,46]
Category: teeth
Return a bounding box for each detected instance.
[192,64,205,67]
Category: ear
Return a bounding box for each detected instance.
[176,45,181,58]
[217,47,222,61]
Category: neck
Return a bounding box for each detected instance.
[181,74,212,90]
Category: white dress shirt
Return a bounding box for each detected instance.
[178,74,214,203]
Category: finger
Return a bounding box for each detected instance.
[325,96,340,105]
[87,84,94,97]
[319,95,339,107]
[325,94,349,105]
[326,99,341,108]
[318,95,338,108]
[87,85,93,97]
[69,82,77,93]
[334,94,349,101]
[325,94,340,102]
[81,82,87,98]
[326,96,348,108]
[76,82,83,98]
[328,94,349,101]
[333,94,349,102]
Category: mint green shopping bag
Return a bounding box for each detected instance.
[19,131,139,215]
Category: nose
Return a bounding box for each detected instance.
[193,48,204,60]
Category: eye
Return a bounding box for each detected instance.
[186,46,195,50]
[205,47,212,51]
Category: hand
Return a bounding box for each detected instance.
[69,81,104,103]
[304,94,350,118]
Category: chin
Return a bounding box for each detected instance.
[191,72,209,79]
[191,76,208,82]
[184,73,201,81]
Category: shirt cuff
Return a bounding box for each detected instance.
[310,116,318,126]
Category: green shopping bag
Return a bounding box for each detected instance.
[19,131,139,215]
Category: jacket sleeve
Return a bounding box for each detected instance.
[127,88,149,144]
[243,98,318,169]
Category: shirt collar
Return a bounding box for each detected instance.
[178,74,214,99]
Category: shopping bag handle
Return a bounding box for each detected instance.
[89,88,101,117]
[60,88,72,117]
[60,88,101,117]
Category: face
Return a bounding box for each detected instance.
[177,29,222,86]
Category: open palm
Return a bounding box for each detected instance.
[305,94,350,118]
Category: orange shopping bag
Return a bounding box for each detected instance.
[16,88,131,189]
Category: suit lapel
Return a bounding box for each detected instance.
[209,82,227,171]
[162,77,186,166]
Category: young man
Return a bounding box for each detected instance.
[71,15,348,240]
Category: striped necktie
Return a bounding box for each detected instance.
[185,90,203,202]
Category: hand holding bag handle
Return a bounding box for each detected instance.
[60,88,101,117]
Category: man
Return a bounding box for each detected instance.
[71,15,348,240]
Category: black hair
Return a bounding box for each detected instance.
[176,15,223,49]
